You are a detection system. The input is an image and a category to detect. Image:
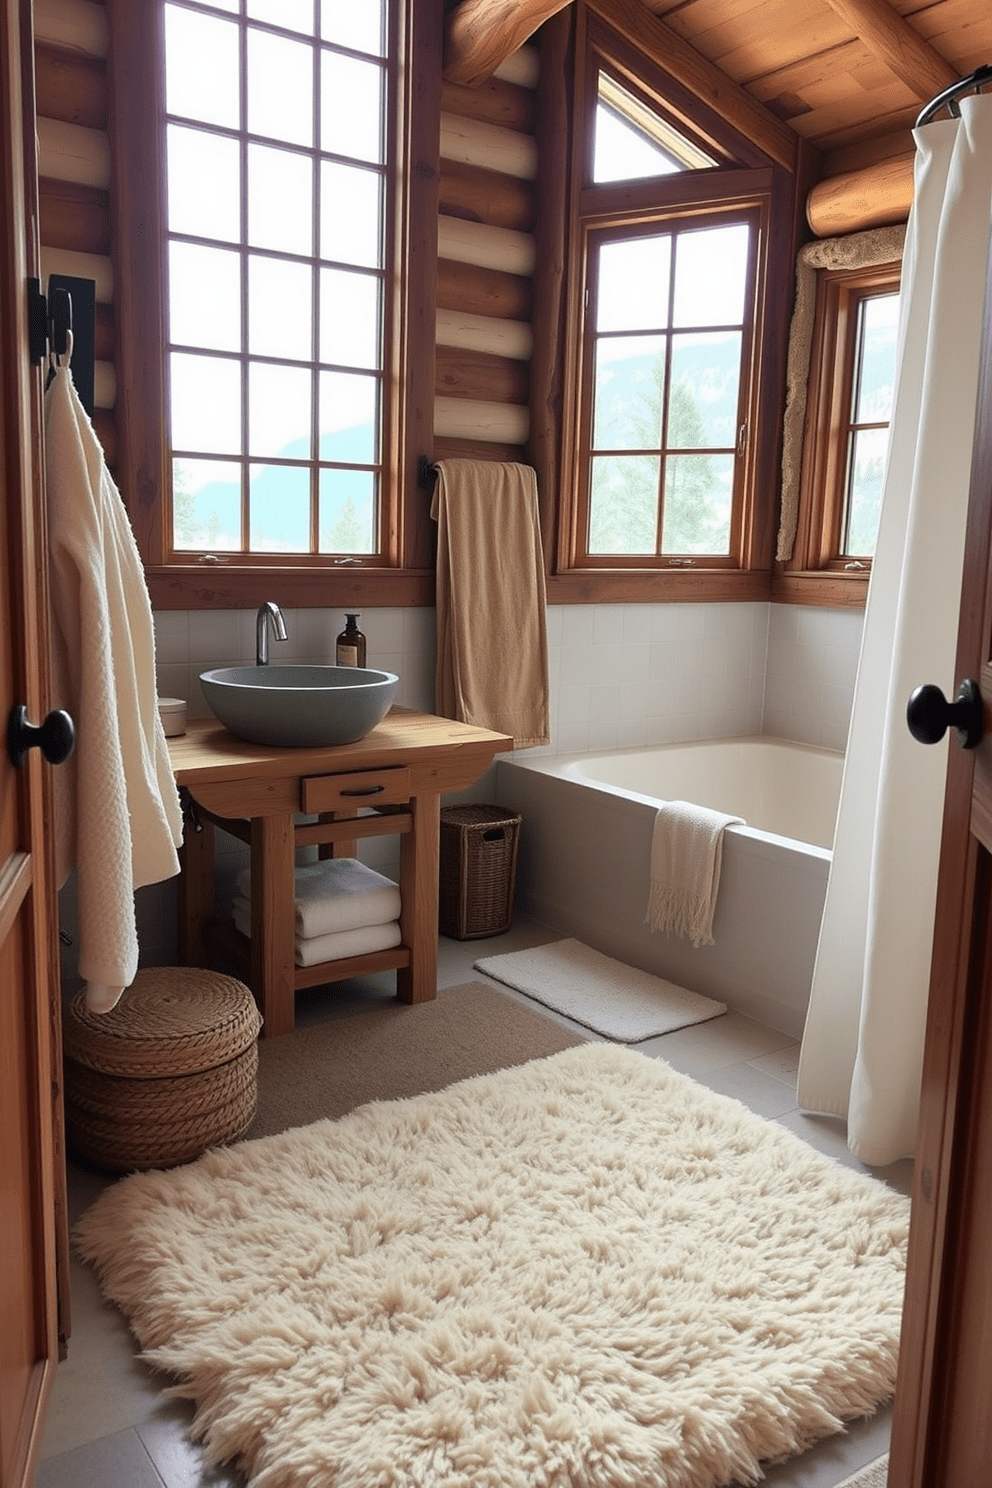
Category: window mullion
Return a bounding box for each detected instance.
[238,12,249,555]
[311,30,321,556]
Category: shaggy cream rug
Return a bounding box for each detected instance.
[75,1044,909,1488]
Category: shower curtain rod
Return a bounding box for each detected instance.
[917,63,992,129]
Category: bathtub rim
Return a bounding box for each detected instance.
[500,734,841,861]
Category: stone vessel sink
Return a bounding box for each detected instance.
[199,665,399,747]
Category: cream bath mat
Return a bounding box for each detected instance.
[475,936,726,1040]
[75,1044,909,1488]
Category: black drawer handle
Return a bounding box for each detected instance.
[339,784,386,797]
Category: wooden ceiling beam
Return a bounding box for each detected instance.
[819,0,958,102]
[807,151,914,236]
[444,0,571,86]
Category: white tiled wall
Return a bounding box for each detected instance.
[154,606,438,721]
[762,604,863,754]
[152,599,862,756]
[57,599,863,987]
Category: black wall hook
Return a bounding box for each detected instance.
[27,273,96,416]
[417,455,438,492]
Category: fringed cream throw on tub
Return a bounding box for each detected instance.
[646,801,743,947]
[431,459,549,747]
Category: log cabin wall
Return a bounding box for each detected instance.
[433,45,540,464]
[33,0,116,466]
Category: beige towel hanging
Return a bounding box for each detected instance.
[431,460,549,748]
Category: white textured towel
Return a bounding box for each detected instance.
[232,900,401,967]
[46,365,183,1013]
[645,801,743,948]
[235,858,401,938]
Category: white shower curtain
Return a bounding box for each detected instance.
[797,94,992,1167]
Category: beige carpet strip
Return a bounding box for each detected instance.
[247,980,587,1139]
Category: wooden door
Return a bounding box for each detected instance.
[888,241,992,1479]
[0,1,67,1485]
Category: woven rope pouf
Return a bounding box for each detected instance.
[64,967,262,1173]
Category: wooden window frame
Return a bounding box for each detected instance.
[105,0,441,610]
[773,259,901,608]
[547,11,795,605]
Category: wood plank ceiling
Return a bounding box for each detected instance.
[642,0,985,171]
[445,0,992,233]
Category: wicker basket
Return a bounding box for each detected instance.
[439,804,522,940]
[63,967,262,1173]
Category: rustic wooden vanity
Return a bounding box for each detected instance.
[168,709,512,1037]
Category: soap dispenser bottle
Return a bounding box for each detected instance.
[335,613,366,668]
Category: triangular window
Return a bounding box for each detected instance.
[593,73,718,183]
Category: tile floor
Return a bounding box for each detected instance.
[37,916,910,1488]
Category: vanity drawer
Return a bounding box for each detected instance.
[300,766,411,813]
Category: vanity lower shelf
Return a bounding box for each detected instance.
[204,915,412,992]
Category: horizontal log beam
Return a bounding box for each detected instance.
[807,153,914,236]
[435,344,530,404]
[34,41,107,128]
[438,215,536,276]
[433,435,528,464]
[493,45,540,90]
[33,0,108,57]
[439,158,536,230]
[436,257,533,321]
[819,0,957,101]
[38,176,110,254]
[436,306,533,360]
[587,0,798,172]
[36,116,111,188]
[434,395,530,444]
[39,245,113,301]
[444,0,570,87]
[440,112,539,179]
[441,75,537,132]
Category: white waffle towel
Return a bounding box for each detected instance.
[645,801,743,948]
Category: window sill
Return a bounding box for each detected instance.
[546,569,772,604]
[146,566,435,611]
[771,569,869,608]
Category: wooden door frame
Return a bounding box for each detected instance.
[888,214,992,1485]
[1,1,69,1482]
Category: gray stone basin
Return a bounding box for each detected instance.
[199,665,399,747]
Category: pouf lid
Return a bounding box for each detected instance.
[65,968,262,1078]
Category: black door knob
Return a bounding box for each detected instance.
[906,678,983,749]
[7,705,76,768]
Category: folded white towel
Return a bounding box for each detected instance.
[645,801,744,948]
[235,858,401,938]
[232,899,402,967]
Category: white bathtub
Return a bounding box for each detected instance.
[495,737,844,1038]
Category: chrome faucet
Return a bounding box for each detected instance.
[255,601,288,665]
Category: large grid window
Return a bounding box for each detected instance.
[581,217,756,562]
[162,0,390,561]
[556,27,786,598]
